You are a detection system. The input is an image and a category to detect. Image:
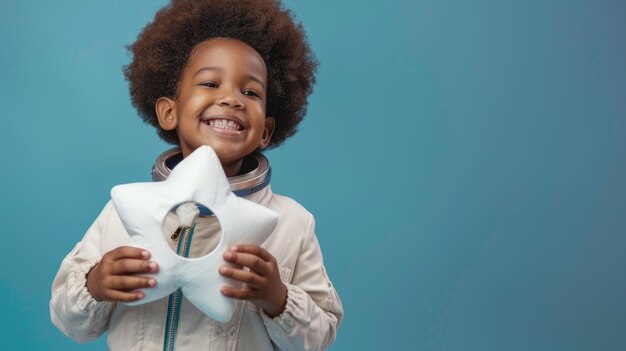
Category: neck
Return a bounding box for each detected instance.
[221,159,244,177]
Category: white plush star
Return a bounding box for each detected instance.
[111,145,278,323]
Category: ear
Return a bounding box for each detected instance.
[156,97,178,130]
[258,117,276,149]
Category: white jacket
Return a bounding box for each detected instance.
[50,185,343,350]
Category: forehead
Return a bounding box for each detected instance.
[184,38,267,81]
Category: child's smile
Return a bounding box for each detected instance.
[203,117,245,134]
[156,38,275,176]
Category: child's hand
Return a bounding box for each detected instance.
[219,245,287,318]
[86,246,158,302]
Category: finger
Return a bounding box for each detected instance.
[223,251,269,276]
[110,259,158,275]
[230,245,273,262]
[107,246,150,261]
[219,266,264,289]
[104,289,146,302]
[105,275,157,291]
[220,285,259,300]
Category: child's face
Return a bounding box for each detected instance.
[156,38,275,176]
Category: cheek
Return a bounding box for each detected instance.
[182,97,204,113]
[251,103,267,120]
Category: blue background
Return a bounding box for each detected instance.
[1,0,625,350]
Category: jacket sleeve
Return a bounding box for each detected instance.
[262,215,344,351]
[50,201,116,343]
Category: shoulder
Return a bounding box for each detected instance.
[262,192,317,262]
[268,192,312,216]
[91,200,130,251]
[98,200,122,228]
[87,200,115,231]
[267,192,314,232]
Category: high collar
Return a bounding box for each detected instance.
[152,147,273,207]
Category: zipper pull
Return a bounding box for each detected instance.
[171,226,183,241]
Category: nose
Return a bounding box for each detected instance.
[217,90,244,109]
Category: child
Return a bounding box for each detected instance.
[49,0,343,350]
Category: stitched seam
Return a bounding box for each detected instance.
[101,201,114,255]
[301,213,314,257]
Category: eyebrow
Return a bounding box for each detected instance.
[194,67,266,90]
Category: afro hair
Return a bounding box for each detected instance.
[123,0,318,148]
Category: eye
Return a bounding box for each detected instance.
[200,81,219,88]
[243,89,261,98]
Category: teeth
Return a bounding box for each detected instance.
[206,119,242,131]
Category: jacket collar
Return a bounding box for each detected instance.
[152,147,273,207]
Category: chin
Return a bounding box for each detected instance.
[212,149,245,163]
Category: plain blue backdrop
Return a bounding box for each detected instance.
[1,0,625,350]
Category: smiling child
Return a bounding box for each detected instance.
[50,1,343,350]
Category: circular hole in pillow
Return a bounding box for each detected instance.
[162,201,222,259]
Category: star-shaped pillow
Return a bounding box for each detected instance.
[110,145,279,323]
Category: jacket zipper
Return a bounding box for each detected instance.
[163,225,195,351]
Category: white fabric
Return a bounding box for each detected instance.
[110,145,278,323]
[50,185,343,350]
